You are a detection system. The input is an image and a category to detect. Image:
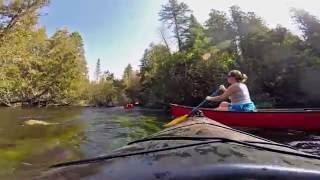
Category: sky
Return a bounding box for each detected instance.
[40,0,320,80]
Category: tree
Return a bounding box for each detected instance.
[138,41,234,107]
[159,0,192,51]
[184,15,209,53]
[139,44,172,105]
[122,64,133,85]
[43,29,88,105]
[122,64,142,102]
[71,32,88,77]
[291,8,320,55]
[88,80,116,107]
[229,6,268,65]
[0,0,90,107]
[159,26,171,52]
[102,70,114,81]
[205,10,234,47]
[95,58,101,81]
[125,70,141,103]
[141,2,320,108]
[0,0,50,42]
[0,19,89,106]
[87,71,126,107]
[0,0,51,106]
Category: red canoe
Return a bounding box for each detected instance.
[170,104,320,130]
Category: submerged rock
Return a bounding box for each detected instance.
[24,120,58,126]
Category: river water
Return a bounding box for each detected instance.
[0,107,320,179]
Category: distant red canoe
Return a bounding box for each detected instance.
[124,103,134,109]
[170,104,320,130]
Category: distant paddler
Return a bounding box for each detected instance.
[124,103,134,109]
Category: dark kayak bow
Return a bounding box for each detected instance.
[40,117,320,180]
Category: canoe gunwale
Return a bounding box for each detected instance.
[170,104,320,113]
[170,104,320,130]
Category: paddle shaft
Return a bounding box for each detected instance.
[163,88,220,127]
[187,89,220,117]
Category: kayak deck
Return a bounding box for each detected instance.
[39,117,320,180]
[149,117,270,142]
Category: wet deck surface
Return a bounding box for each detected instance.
[38,117,320,180]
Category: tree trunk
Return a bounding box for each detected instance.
[160,29,171,52]
[173,13,182,51]
[0,102,12,107]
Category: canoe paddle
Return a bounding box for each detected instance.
[164,89,220,127]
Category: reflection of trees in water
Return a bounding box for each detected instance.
[0,107,86,179]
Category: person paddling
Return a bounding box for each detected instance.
[206,70,256,112]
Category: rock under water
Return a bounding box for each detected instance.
[24,120,58,126]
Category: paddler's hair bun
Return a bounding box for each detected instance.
[241,73,248,83]
[228,70,248,83]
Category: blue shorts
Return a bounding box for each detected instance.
[229,102,256,112]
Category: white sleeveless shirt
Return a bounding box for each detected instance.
[229,83,252,105]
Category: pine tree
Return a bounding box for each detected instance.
[184,15,209,52]
[122,64,133,85]
[292,8,320,55]
[159,0,191,51]
[95,58,101,81]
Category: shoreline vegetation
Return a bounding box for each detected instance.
[1,0,320,109]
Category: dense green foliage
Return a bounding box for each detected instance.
[137,1,320,108]
[87,69,126,107]
[0,0,88,107]
[122,64,141,103]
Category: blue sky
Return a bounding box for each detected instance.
[40,0,320,79]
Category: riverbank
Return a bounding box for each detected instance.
[0,103,170,113]
[0,100,172,110]
[0,101,114,108]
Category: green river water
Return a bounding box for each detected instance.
[0,107,319,179]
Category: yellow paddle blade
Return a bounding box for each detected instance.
[163,114,189,128]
